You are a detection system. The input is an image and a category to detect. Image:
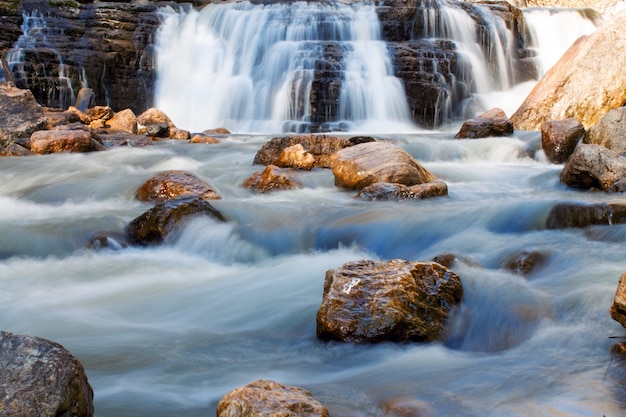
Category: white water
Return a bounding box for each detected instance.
[2,132,626,416]
[154,2,413,134]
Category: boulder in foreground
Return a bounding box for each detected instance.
[511,11,626,130]
[546,202,626,229]
[559,144,626,191]
[0,330,94,417]
[541,118,584,164]
[217,379,328,417]
[330,141,436,190]
[316,259,463,343]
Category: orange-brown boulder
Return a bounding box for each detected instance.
[316,259,463,343]
[190,134,220,144]
[242,165,301,193]
[168,127,190,140]
[611,272,626,329]
[330,141,436,190]
[216,380,328,417]
[511,11,626,130]
[135,170,221,202]
[273,143,316,170]
[106,108,137,134]
[541,118,584,163]
[30,128,103,154]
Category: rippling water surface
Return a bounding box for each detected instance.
[1,133,626,416]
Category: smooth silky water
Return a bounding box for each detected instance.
[2,1,624,416]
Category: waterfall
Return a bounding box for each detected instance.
[154,2,414,134]
[7,11,77,109]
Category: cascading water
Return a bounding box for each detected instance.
[7,10,77,109]
[154,2,414,134]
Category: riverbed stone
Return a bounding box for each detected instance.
[611,272,626,329]
[106,108,137,134]
[30,128,103,154]
[560,144,626,191]
[136,107,175,137]
[273,143,316,170]
[356,180,448,201]
[216,379,329,417]
[502,250,547,276]
[455,108,514,139]
[243,165,301,193]
[545,202,626,229]
[190,134,220,144]
[0,330,94,417]
[0,83,46,146]
[330,141,436,190]
[0,143,34,156]
[135,170,221,202]
[316,259,463,343]
[127,196,226,245]
[583,106,626,154]
[541,118,585,163]
[511,11,626,130]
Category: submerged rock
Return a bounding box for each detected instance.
[502,250,547,276]
[127,196,226,245]
[330,141,436,190]
[511,11,626,130]
[560,144,626,191]
[242,165,301,193]
[0,330,94,417]
[216,380,328,417]
[136,170,221,202]
[541,118,584,164]
[356,180,448,201]
[546,202,626,229]
[316,259,463,343]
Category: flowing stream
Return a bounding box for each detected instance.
[2,2,624,417]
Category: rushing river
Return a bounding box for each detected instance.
[1,131,626,416]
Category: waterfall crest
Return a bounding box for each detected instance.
[154,2,415,134]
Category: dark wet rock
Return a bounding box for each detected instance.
[216,379,329,417]
[253,134,359,168]
[87,231,129,250]
[455,108,514,139]
[502,250,547,276]
[611,272,626,329]
[583,106,626,154]
[541,118,584,163]
[356,180,448,201]
[0,83,46,146]
[74,87,95,112]
[316,259,463,343]
[135,170,221,202]
[381,397,433,417]
[331,141,436,190]
[546,202,626,229]
[242,165,301,193]
[560,144,626,191]
[127,196,226,245]
[431,253,458,269]
[0,330,94,417]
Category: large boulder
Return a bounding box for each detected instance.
[511,11,626,130]
[0,83,46,146]
[30,127,103,154]
[559,144,626,191]
[0,330,94,417]
[106,109,137,134]
[546,202,626,229]
[136,108,174,138]
[216,380,328,417]
[541,118,585,164]
[330,141,437,190]
[316,259,463,343]
[611,272,626,329]
[583,106,626,153]
[135,170,221,202]
[127,196,226,245]
[455,108,514,139]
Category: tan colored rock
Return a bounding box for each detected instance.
[316,259,463,343]
[190,134,220,144]
[135,170,221,202]
[137,107,175,128]
[273,144,316,170]
[242,165,301,193]
[559,144,626,191]
[583,106,626,153]
[356,181,448,201]
[168,127,191,140]
[611,272,626,329]
[0,83,46,145]
[0,143,34,156]
[0,331,94,417]
[44,109,81,129]
[330,141,436,190]
[216,380,328,417]
[541,118,584,164]
[204,127,231,135]
[511,11,626,130]
[30,129,101,154]
[107,108,137,134]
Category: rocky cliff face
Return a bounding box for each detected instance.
[0,0,536,128]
